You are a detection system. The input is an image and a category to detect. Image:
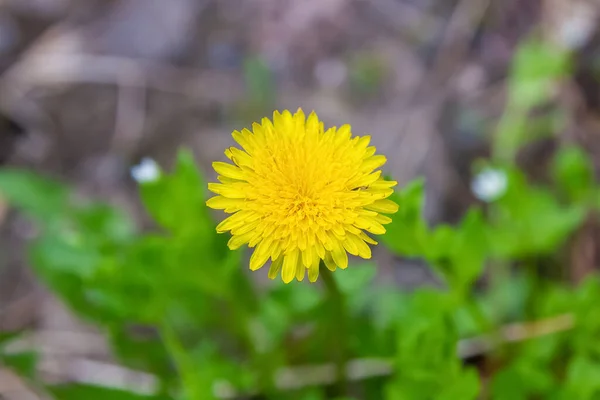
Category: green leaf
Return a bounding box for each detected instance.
[386,295,478,400]
[571,276,600,357]
[139,149,212,237]
[438,368,480,400]
[0,331,23,348]
[136,150,241,297]
[256,281,323,355]
[333,262,376,294]
[563,356,600,399]
[250,302,288,354]
[47,384,172,400]
[395,290,459,375]
[508,39,570,110]
[74,202,136,243]
[489,168,585,257]
[552,145,595,203]
[423,208,487,291]
[494,38,570,161]
[268,279,322,315]
[0,168,68,223]
[179,340,256,399]
[491,359,555,400]
[426,225,455,261]
[88,235,170,322]
[369,285,410,332]
[491,366,531,400]
[298,388,326,400]
[382,179,428,257]
[478,271,533,327]
[450,208,487,290]
[107,325,173,383]
[330,262,378,319]
[27,235,115,324]
[169,233,240,298]
[1,352,37,379]
[29,234,101,278]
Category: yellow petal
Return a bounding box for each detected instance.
[228,147,253,167]
[342,236,359,256]
[331,242,348,269]
[216,214,244,233]
[252,122,267,144]
[261,117,274,130]
[374,214,392,224]
[355,135,371,151]
[359,232,378,245]
[308,262,320,282]
[334,125,352,146]
[232,130,256,153]
[324,252,337,271]
[268,257,283,280]
[294,108,306,128]
[302,246,314,267]
[206,196,244,210]
[369,188,394,200]
[298,233,307,250]
[357,209,378,217]
[207,183,247,199]
[370,179,398,189]
[271,241,282,260]
[353,216,386,235]
[314,240,326,259]
[306,112,320,142]
[250,240,272,271]
[331,224,345,238]
[347,170,381,189]
[347,234,371,259]
[345,225,362,235]
[212,162,246,180]
[295,261,305,282]
[282,249,299,283]
[316,229,333,251]
[217,176,240,184]
[361,155,387,172]
[363,146,376,158]
[273,110,293,131]
[366,199,399,214]
[231,219,260,236]
[227,230,254,250]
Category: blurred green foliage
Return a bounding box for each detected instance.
[494,38,571,162]
[237,56,277,122]
[347,52,389,101]
[1,37,599,400]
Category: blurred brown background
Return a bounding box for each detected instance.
[1,0,599,397]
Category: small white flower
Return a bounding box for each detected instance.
[471,168,508,202]
[130,158,160,183]
[557,7,596,50]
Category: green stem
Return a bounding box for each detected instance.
[479,259,510,355]
[320,263,349,396]
[160,321,205,400]
[466,298,492,334]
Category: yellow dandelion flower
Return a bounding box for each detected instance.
[207,109,398,283]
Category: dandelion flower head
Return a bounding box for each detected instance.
[207,109,398,283]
